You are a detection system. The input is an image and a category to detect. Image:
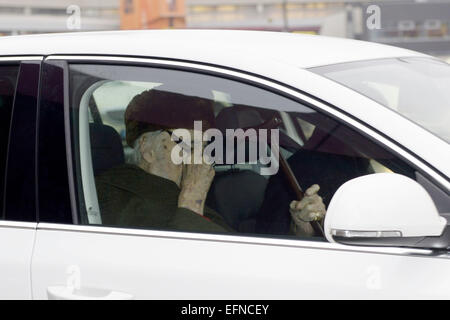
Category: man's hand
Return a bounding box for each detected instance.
[289,184,326,236]
[178,163,215,216]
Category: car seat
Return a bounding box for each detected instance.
[207,106,269,232]
[89,123,125,176]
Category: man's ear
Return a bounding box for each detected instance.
[139,134,154,164]
[142,149,154,164]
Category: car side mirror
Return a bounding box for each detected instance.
[324,173,448,249]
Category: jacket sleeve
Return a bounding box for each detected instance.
[168,207,233,234]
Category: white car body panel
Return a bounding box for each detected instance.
[32,224,450,300]
[0,30,428,69]
[0,222,36,299]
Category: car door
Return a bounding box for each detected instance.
[31,56,449,300]
[0,58,41,299]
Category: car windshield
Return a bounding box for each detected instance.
[310,57,450,144]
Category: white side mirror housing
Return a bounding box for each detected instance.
[324,173,448,248]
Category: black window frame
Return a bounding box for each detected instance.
[0,62,20,220]
[2,60,40,223]
[37,60,75,224]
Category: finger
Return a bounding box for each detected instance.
[207,166,215,179]
[295,208,314,222]
[290,209,304,224]
[308,212,323,221]
[200,163,214,174]
[311,195,326,212]
[305,203,318,213]
[297,193,321,209]
[305,194,322,204]
[315,210,326,220]
[305,184,320,196]
[295,198,308,210]
[290,200,298,210]
[306,202,325,214]
[203,152,214,165]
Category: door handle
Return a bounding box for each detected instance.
[47,286,134,300]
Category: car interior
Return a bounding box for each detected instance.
[75,78,417,237]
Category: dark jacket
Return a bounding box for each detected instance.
[95,164,232,233]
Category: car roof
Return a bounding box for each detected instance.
[2,30,448,184]
[0,29,428,69]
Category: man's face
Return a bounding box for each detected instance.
[169,128,209,165]
[139,128,211,184]
[139,130,183,184]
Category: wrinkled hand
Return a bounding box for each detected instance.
[290,184,326,236]
[178,164,215,216]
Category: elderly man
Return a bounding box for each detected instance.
[94,88,326,236]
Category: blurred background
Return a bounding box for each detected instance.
[0,0,449,61]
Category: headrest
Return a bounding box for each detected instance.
[216,106,265,133]
[214,106,301,164]
[214,106,266,164]
[90,123,125,175]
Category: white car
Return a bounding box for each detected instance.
[0,30,448,300]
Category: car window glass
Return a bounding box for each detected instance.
[4,61,40,222]
[69,63,444,240]
[311,58,450,143]
[0,65,19,219]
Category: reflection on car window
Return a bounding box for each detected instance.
[70,64,430,240]
[311,57,450,143]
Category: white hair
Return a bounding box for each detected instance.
[128,130,163,166]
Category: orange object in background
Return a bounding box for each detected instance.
[120,0,186,30]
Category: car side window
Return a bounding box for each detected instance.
[0,65,19,219]
[69,63,441,240]
[3,61,40,222]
